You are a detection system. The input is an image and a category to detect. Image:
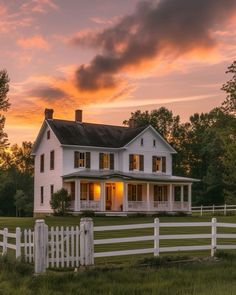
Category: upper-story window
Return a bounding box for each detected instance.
[50,150,55,170]
[99,153,114,170]
[40,154,44,173]
[152,156,166,173]
[129,154,144,171]
[47,130,50,140]
[74,152,90,168]
[140,138,144,146]
[153,139,156,147]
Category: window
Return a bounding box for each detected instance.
[50,150,55,170]
[47,130,50,139]
[140,138,144,146]
[174,186,181,202]
[50,185,54,197]
[183,185,188,202]
[99,153,114,170]
[40,186,44,204]
[152,156,166,173]
[74,152,90,168]
[129,154,144,171]
[80,183,94,200]
[154,185,168,202]
[40,154,44,173]
[153,139,156,147]
[128,184,142,201]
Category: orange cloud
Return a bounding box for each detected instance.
[17,35,50,50]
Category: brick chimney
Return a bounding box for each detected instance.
[44,108,54,120]
[75,109,82,122]
[128,118,137,128]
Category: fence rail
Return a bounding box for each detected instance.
[192,204,236,215]
[2,218,236,274]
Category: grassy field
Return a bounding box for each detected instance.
[1,214,236,265]
[1,252,236,294]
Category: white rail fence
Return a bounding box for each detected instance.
[192,204,236,215]
[1,218,236,273]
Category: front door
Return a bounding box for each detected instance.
[105,184,114,211]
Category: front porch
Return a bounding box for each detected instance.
[64,179,192,213]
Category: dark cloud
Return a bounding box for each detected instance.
[72,0,236,91]
[28,86,68,102]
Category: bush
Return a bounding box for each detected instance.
[50,188,71,216]
[0,255,33,276]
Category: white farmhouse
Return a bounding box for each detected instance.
[32,109,197,215]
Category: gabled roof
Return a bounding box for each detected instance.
[46,119,148,148]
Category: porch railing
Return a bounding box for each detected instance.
[152,201,169,211]
[81,200,100,211]
[128,201,148,211]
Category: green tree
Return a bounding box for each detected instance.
[0,70,10,149]
[221,61,236,116]
[50,188,71,216]
[14,189,33,217]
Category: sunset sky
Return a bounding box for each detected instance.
[1,0,236,144]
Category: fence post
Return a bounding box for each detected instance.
[154,218,160,257]
[34,220,48,274]
[224,204,227,216]
[3,228,8,255]
[15,227,21,259]
[200,205,203,216]
[80,218,94,266]
[211,217,217,257]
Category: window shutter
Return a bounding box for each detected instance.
[110,153,114,170]
[152,156,157,172]
[99,153,104,169]
[139,155,144,171]
[129,154,134,171]
[86,152,91,168]
[74,151,79,168]
[137,184,142,201]
[162,157,166,173]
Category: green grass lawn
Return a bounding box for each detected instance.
[1,252,236,295]
[1,215,236,265]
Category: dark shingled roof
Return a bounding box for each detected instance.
[46,119,149,148]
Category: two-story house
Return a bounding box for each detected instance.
[32,109,197,215]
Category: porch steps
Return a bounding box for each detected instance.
[105,212,128,217]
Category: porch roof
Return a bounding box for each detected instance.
[62,170,199,183]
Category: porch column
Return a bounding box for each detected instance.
[123,182,128,212]
[169,184,173,211]
[181,185,184,210]
[147,183,150,211]
[75,179,80,211]
[100,181,106,211]
[188,184,192,211]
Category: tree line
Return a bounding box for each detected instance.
[0,62,235,216]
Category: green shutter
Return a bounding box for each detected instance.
[152,156,157,172]
[110,153,114,170]
[129,154,134,171]
[139,155,144,171]
[99,153,104,169]
[162,157,166,173]
[74,151,79,168]
[86,152,91,168]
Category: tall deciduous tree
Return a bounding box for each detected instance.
[221,61,236,116]
[0,69,10,149]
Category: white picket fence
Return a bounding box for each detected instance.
[1,218,236,273]
[192,204,236,215]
